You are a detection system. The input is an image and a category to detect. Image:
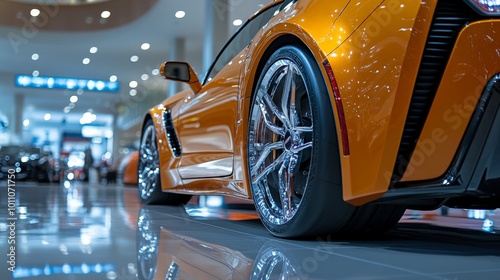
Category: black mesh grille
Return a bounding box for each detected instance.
[163,110,182,158]
[392,0,485,180]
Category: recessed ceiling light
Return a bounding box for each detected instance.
[129,89,137,96]
[152,69,159,75]
[44,113,51,121]
[77,89,84,95]
[141,74,149,81]
[23,119,30,127]
[64,106,71,113]
[141,43,150,50]
[70,95,78,103]
[30,9,40,17]
[109,75,117,82]
[32,70,39,77]
[175,10,186,18]
[83,58,90,64]
[129,81,138,88]
[130,55,139,62]
[90,47,98,54]
[101,11,111,19]
[233,19,243,26]
[31,53,39,60]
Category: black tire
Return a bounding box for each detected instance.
[138,119,191,205]
[247,45,404,238]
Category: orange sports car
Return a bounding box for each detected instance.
[121,150,139,185]
[138,0,500,238]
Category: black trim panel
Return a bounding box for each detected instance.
[393,0,485,180]
[378,75,500,208]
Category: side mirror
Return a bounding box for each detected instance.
[160,61,202,93]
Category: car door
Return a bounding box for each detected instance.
[176,4,281,179]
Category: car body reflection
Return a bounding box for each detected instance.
[136,207,307,280]
[137,207,252,280]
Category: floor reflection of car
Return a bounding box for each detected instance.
[137,208,253,280]
[136,207,309,280]
[0,145,55,182]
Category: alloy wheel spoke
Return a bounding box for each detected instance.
[261,89,290,130]
[252,152,286,185]
[280,65,293,127]
[293,126,313,133]
[149,130,156,147]
[264,257,281,280]
[257,96,286,136]
[290,141,313,154]
[280,64,300,129]
[278,155,292,219]
[250,141,284,175]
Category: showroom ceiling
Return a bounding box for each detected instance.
[0,0,268,132]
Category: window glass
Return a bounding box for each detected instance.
[204,5,280,83]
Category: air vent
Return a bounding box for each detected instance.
[392,0,485,181]
[163,110,182,158]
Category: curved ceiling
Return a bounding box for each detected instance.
[0,0,157,31]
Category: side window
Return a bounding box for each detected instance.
[204,5,280,83]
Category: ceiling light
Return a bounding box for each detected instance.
[32,70,39,77]
[109,75,117,82]
[130,55,139,62]
[233,19,243,26]
[44,113,51,121]
[30,9,40,17]
[70,95,78,103]
[129,81,138,88]
[101,11,111,19]
[152,69,159,75]
[63,106,71,113]
[141,43,150,50]
[141,74,149,81]
[77,89,84,95]
[80,111,97,125]
[89,47,98,54]
[175,10,186,18]
[31,53,39,61]
[129,89,137,96]
[82,58,90,64]
[23,119,30,127]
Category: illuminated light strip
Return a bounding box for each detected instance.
[12,263,115,278]
[323,60,350,156]
[15,75,119,93]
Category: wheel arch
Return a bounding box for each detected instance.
[238,27,348,202]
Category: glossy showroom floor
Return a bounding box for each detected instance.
[1,181,500,280]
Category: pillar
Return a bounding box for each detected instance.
[168,37,186,97]
[203,0,229,74]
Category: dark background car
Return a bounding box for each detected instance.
[0,145,56,182]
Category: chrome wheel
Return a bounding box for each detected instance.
[137,208,159,280]
[138,124,160,201]
[249,58,314,226]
